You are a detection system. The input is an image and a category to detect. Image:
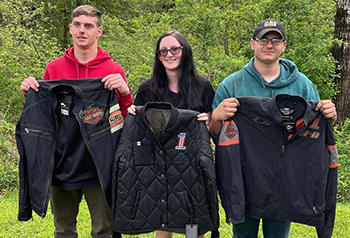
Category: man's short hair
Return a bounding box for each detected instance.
[72,5,102,27]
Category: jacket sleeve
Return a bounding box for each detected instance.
[196,120,220,237]
[16,123,33,221]
[316,119,338,238]
[215,118,245,224]
[116,87,132,119]
[114,68,132,119]
[111,141,124,238]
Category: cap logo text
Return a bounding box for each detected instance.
[264,21,277,27]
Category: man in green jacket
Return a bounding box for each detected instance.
[209,19,337,238]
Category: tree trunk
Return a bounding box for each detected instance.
[333,0,350,126]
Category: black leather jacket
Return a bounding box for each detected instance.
[16,78,124,221]
[112,102,219,237]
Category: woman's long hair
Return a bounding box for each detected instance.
[146,30,205,110]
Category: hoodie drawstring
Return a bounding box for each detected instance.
[75,64,80,78]
[260,77,266,88]
[85,63,89,78]
[74,63,90,78]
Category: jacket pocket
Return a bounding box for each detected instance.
[133,141,155,166]
[170,191,194,226]
[130,184,141,219]
[116,181,141,219]
[186,191,195,222]
[23,127,51,137]
[312,180,325,214]
[90,126,110,139]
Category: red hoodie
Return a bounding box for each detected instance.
[43,46,132,118]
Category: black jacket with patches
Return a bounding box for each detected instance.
[215,94,338,238]
[16,78,124,221]
[112,102,219,237]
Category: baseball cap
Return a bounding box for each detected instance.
[252,19,286,40]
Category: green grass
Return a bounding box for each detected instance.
[1,190,349,237]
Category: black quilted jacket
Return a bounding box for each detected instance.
[112,102,219,237]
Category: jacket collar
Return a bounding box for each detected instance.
[267,94,320,126]
[137,102,178,130]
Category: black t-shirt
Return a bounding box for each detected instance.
[134,76,215,113]
[51,86,99,190]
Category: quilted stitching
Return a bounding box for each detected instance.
[112,106,218,235]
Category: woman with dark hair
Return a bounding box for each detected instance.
[128,30,215,238]
[132,30,214,125]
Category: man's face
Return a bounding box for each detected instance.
[69,15,102,49]
[250,31,286,64]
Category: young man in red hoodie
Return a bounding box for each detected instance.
[19,5,132,237]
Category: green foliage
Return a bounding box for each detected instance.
[0,0,62,124]
[125,0,337,97]
[0,119,18,192]
[1,189,350,237]
[334,119,350,203]
[99,12,164,95]
[270,0,337,100]
[0,0,344,198]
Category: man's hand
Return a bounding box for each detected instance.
[214,98,240,121]
[20,76,40,96]
[316,100,337,123]
[101,74,130,95]
[209,98,240,136]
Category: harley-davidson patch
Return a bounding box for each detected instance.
[225,126,238,139]
[109,103,124,133]
[81,107,104,124]
[218,120,239,146]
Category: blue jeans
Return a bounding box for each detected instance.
[232,216,291,238]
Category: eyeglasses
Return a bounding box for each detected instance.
[157,46,183,57]
[255,38,284,46]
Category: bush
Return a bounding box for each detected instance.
[334,118,350,203]
[0,119,19,193]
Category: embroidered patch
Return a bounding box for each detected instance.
[109,103,124,133]
[81,106,104,125]
[253,116,273,126]
[175,132,187,150]
[280,107,294,116]
[225,126,238,139]
[299,130,320,139]
[309,115,321,130]
[218,120,239,146]
[286,124,294,131]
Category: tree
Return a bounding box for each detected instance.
[333,0,350,126]
[0,0,62,123]
[0,0,338,122]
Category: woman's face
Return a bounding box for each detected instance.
[158,36,183,71]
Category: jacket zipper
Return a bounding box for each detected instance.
[91,127,110,137]
[281,144,285,153]
[41,152,55,218]
[24,128,50,136]
[41,117,58,217]
[273,132,286,212]
[312,180,320,214]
